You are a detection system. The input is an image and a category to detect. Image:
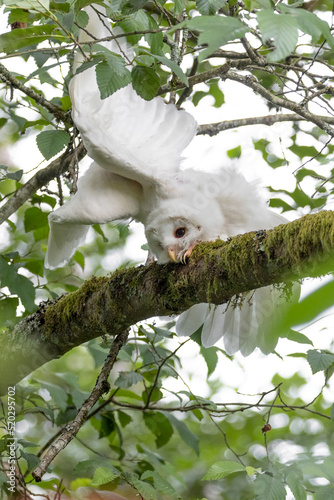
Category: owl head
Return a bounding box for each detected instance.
[145,198,223,264]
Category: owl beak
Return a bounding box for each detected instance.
[168,248,178,262]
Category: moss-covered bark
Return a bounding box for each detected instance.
[1,210,334,395]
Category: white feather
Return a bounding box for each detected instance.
[45,163,142,269]
[176,209,297,356]
[176,303,210,337]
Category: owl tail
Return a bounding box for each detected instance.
[45,219,89,270]
[176,285,298,356]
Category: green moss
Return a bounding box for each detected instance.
[41,211,334,344]
[44,275,109,338]
[264,212,334,273]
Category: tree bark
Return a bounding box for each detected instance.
[1,210,334,395]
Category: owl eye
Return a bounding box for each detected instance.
[174,227,186,238]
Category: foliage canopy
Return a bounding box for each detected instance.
[0,0,334,498]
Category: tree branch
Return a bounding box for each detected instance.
[158,61,334,136]
[222,71,334,137]
[1,210,334,395]
[32,328,129,482]
[0,142,86,225]
[0,62,72,125]
[197,114,307,135]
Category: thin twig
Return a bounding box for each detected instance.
[0,142,86,225]
[0,62,71,124]
[32,328,129,482]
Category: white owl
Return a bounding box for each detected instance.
[45,5,295,356]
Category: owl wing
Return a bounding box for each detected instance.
[45,6,197,269]
[45,163,143,269]
[69,6,197,185]
[176,208,300,356]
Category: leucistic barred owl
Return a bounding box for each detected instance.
[45,4,296,356]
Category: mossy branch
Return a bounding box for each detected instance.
[1,210,334,395]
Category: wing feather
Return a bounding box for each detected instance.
[46,5,196,268]
[70,6,198,185]
[176,209,300,355]
[45,163,143,269]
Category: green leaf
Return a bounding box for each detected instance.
[12,274,35,311]
[150,325,174,338]
[142,386,163,404]
[132,66,160,100]
[316,486,334,500]
[73,251,85,270]
[331,403,334,421]
[141,471,179,498]
[0,471,8,487]
[0,257,35,311]
[283,329,313,346]
[21,451,40,471]
[253,473,287,500]
[36,130,70,161]
[286,472,306,500]
[193,80,224,108]
[24,207,49,233]
[143,412,174,448]
[0,25,61,53]
[4,0,50,9]
[58,11,75,32]
[279,6,334,52]
[289,143,319,159]
[95,60,132,99]
[196,0,226,15]
[172,16,248,61]
[92,224,108,242]
[306,350,334,374]
[148,53,188,86]
[117,10,149,44]
[8,9,30,24]
[117,410,132,427]
[17,439,38,448]
[122,0,148,13]
[322,458,334,483]
[98,412,117,438]
[115,371,144,389]
[200,346,218,376]
[130,477,158,500]
[6,169,23,181]
[173,0,187,15]
[73,459,117,478]
[91,466,121,486]
[281,279,334,328]
[269,198,295,212]
[257,10,298,62]
[144,13,164,55]
[162,412,200,455]
[75,0,100,13]
[0,297,18,327]
[202,461,245,480]
[40,382,68,412]
[227,145,242,159]
[246,466,259,477]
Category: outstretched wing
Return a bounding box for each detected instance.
[45,163,143,269]
[70,6,198,185]
[46,5,197,268]
[176,209,300,355]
